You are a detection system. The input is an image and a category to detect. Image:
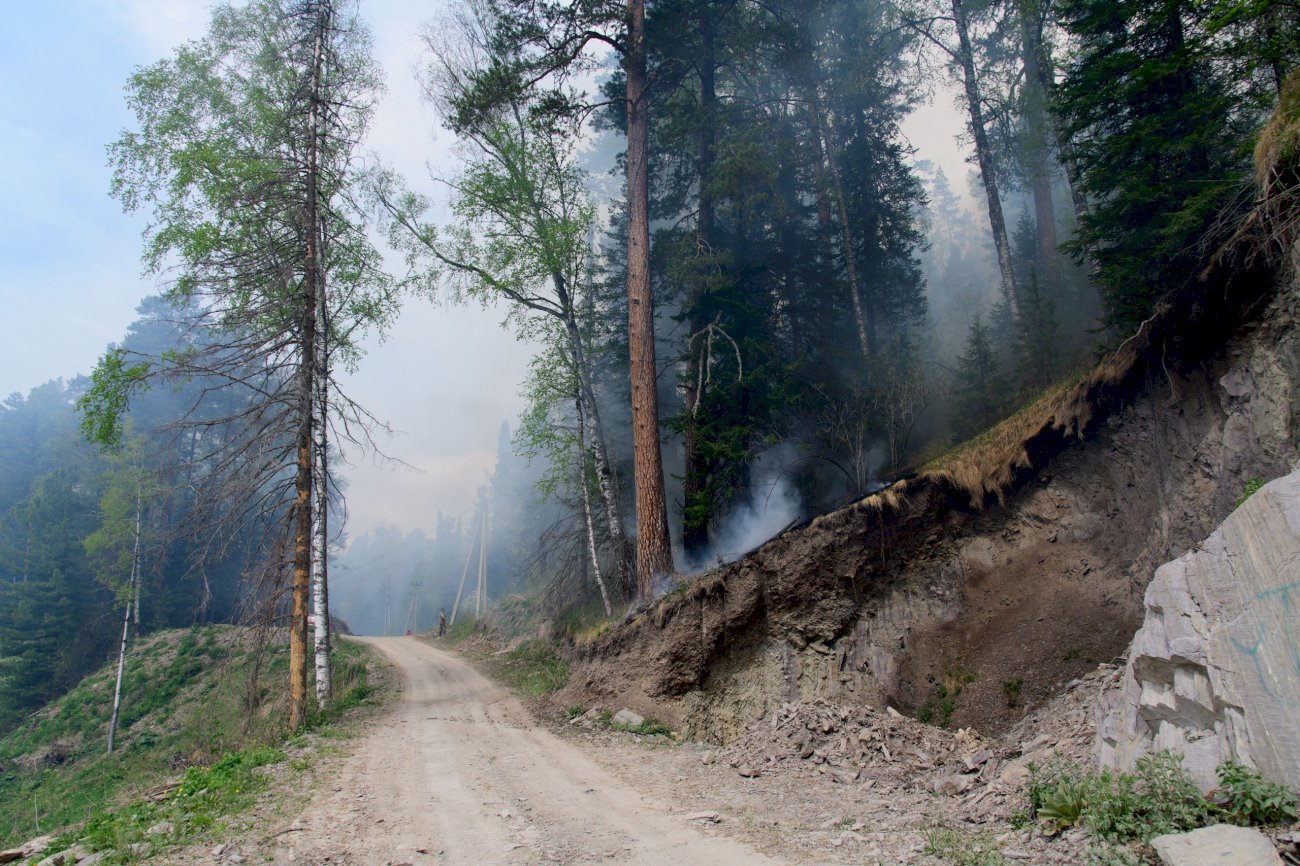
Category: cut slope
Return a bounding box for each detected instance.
[558,201,1300,743]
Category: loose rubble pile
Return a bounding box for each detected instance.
[713,697,1004,793]
[627,664,1133,863]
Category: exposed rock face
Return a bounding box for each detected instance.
[1151,825,1283,866]
[561,269,1300,745]
[1098,467,1300,792]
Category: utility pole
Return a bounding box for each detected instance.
[449,518,476,627]
[474,507,487,618]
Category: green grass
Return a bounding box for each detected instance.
[0,628,383,857]
[610,716,674,738]
[56,745,285,865]
[494,641,569,697]
[923,827,1009,865]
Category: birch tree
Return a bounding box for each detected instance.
[375,4,634,594]
[81,0,395,729]
[83,436,156,754]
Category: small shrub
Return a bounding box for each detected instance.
[920,667,974,728]
[564,705,587,720]
[1214,761,1298,826]
[1029,759,1093,832]
[1029,752,1208,843]
[1002,678,1023,706]
[1236,477,1265,507]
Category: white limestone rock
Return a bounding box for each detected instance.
[1098,466,1300,792]
[1151,825,1282,866]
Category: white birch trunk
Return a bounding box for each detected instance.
[577,397,613,617]
[108,491,143,755]
[308,0,332,710]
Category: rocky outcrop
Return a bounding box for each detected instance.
[560,243,1300,745]
[1151,825,1283,866]
[1098,466,1300,792]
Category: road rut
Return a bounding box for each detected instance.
[271,636,784,865]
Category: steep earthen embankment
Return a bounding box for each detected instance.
[559,239,1299,744]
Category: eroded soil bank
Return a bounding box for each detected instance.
[558,252,1300,745]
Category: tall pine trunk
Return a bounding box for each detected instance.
[805,83,872,357]
[952,0,1020,323]
[626,0,673,602]
[1018,0,1064,300]
[289,2,326,732]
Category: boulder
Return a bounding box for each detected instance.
[1150,825,1282,866]
[611,709,644,728]
[1098,467,1300,791]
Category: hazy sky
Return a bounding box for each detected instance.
[0,0,972,538]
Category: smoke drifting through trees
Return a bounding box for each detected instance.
[5,0,1292,723]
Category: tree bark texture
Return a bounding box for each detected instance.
[952,0,1020,323]
[289,3,325,731]
[626,0,674,601]
[806,86,873,357]
[1018,1,1064,299]
[309,0,332,711]
[577,396,613,616]
[561,308,629,592]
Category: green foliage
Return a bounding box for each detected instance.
[918,667,976,728]
[953,316,1005,439]
[1029,752,1209,842]
[71,745,285,862]
[1235,477,1265,507]
[1002,678,1024,706]
[75,349,152,449]
[0,629,382,849]
[496,641,569,697]
[922,827,1009,865]
[1054,0,1264,330]
[1213,761,1299,825]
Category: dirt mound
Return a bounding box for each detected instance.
[715,696,1000,791]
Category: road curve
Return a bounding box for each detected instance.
[269,636,785,866]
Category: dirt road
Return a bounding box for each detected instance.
[268,637,784,866]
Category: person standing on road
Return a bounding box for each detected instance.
[438,607,447,636]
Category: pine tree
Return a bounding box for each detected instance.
[1054,0,1260,329]
[954,315,1005,438]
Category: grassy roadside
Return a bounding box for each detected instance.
[428,623,677,742]
[0,628,389,864]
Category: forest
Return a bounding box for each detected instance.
[2,0,1295,734]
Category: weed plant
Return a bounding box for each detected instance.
[1029,752,1298,864]
[922,827,1009,865]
